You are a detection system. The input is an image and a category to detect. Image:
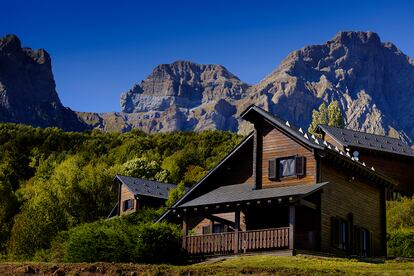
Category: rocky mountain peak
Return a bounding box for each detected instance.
[120,60,249,113]
[0,34,86,131]
[0,34,22,52]
[252,31,414,141]
[330,31,381,46]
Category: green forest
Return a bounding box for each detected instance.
[0,118,413,263]
[0,123,242,261]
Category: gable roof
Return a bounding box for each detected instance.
[241,105,324,150]
[156,132,254,222]
[240,105,395,186]
[318,124,414,157]
[178,182,328,208]
[157,105,396,222]
[115,175,177,200]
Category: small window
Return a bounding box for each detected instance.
[202,225,211,234]
[269,156,306,180]
[331,217,350,251]
[123,199,134,211]
[279,157,296,177]
[213,223,226,234]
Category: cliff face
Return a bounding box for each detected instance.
[120,61,249,113]
[79,61,250,132]
[2,32,414,142]
[84,31,414,141]
[252,31,414,140]
[0,34,87,131]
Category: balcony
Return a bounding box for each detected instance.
[184,227,290,255]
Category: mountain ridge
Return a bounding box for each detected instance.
[1,31,414,143]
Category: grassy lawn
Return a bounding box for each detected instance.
[1,255,414,275]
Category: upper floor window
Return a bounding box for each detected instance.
[123,198,134,211]
[269,156,305,180]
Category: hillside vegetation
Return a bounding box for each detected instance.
[0,123,242,260]
[0,122,413,263]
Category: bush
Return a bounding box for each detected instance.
[63,220,135,263]
[387,229,414,257]
[134,222,183,263]
[51,209,184,264]
[387,197,414,232]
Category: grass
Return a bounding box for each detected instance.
[1,255,414,275]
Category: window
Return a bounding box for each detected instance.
[269,156,305,180]
[331,217,350,251]
[123,199,134,211]
[202,226,211,234]
[354,226,372,256]
[213,223,226,233]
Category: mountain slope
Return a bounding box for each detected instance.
[84,31,414,142]
[2,32,414,143]
[0,34,87,131]
[253,31,414,140]
[79,61,250,132]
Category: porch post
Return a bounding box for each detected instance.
[289,205,295,250]
[182,216,188,249]
[234,210,240,254]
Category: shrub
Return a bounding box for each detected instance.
[134,222,184,263]
[387,197,414,232]
[63,220,135,263]
[387,229,414,258]
[52,209,183,264]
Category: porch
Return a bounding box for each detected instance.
[175,182,326,256]
[185,226,290,255]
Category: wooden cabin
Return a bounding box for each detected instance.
[108,175,177,217]
[159,105,397,257]
[317,125,414,198]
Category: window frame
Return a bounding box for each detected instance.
[269,155,306,181]
[123,198,134,211]
[202,225,211,235]
[331,216,351,251]
[354,226,372,256]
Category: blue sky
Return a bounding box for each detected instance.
[1,0,414,112]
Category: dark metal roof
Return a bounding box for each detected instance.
[178,182,328,208]
[318,125,414,157]
[115,175,177,200]
[240,105,397,185]
[156,132,255,222]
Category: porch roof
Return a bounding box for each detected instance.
[177,182,328,208]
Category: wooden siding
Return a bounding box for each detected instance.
[119,184,137,215]
[319,159,385,256]
[193,212,246,235]
[260,122,317,188]
[359,152,414,195]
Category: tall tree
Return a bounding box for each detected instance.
[328,100,345,128]
[308,101,344,135]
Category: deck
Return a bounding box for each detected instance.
[184,227,290,255]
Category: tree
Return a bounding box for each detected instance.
[122,156,168,182]
[308,101,344,135]
[165,182,186,207]
[328,100,345,128]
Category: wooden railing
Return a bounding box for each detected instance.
[185,227,289,255]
